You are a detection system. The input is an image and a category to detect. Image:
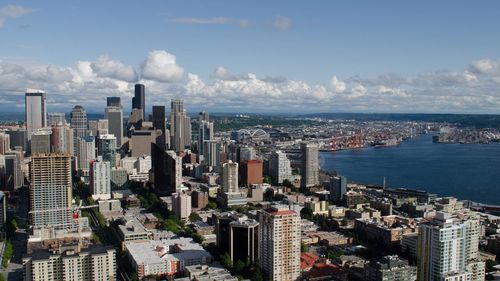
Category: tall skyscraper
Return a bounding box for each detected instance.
[98,134,116,167]
[90,156,111,200]
[259,205,301,281]
[30,154,73,229]
[199,111,209,123]
[223,161,239,193]
[300,142,319,189]
[198,120,214,163]
[152,105,166,150]
[151,143,182,195]
[70,105,88,154]
[51,123,74,155]
[77,136,96,177]
[329,175,347,202]
[105,101,123,148]
[31,129,52,154]
[417,212,484,281]
[230,215,259,264]
[133,84,145,120]
[170,98,191,152]
[25,89,47,142]
[107,96,121,107]
[47,112,66,126]
[0,132,10,155]
[269,150,292,185]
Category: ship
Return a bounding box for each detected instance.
[372,138,400,148]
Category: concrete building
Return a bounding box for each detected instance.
[170,98,191,152]
[110,167,128,189]
[259,205,301,281]
[30,154,73,229]
[240,160,263,187]
[25,89,47,142]
[223,161,239,193]
[90,156,111,200]
[269,150,292,185]
[300,143,319,189]
[365,255,417,281]
[48,112,66,126]
[417,212,484,281]
[4,150,24,189]
[0,132,10,155]
[172,192,192,221]
[77,136,96,177]
[105,104,123,148]
[70,105,88,154]
[31,129,52,154]
[98,134,116,167]
[22,244,116,281]
[51,124,74,155]
[329,175,347,202]
[191,189,208,209]
[6,129,27,151]
[130,129,157,157]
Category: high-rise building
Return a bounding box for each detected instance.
[240,160,263,187]
[90,156,111,200]
[0,132,10,155]
[269,150,292,185]
[130,129,157,157]
[6,129,27,151]
[25,89,47,145]
[133,84,145,120]
[152,105,167,151]
[417,212,484,281]
[365,255,417,281]
[51,123,74,155]
[4,150,23,189]
[107,96,121,107]
[329,175,347,202]
[170,98,191,152]
[30,154,73,229]
[230,215,259,264]
[23,245,116,281]
[0,191,7,238]
[172,191,192,221]
[48,112,66,126]
[31,129,52,154]
[77,136,96,177]
[199,111,209,123]
[223,161,239,193]
[300,143,319,189]
[105,104,123,148]
[198,120,214,163]
[98,134,116,167]
[239,146,255,162]
[70,105,88,154]
[151,143,182,195]
[259,205,301,281]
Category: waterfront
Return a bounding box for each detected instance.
[320,133,500,205]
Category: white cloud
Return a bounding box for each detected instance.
[273,16,291,30]
[330,76,346,93]
[171,17,250,28]
[141,50,184,82]
[90,56,137,82]
[469,59,500,75]
[0,5,31,27]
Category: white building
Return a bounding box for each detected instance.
[172,192,192,221]
[300,142,319,188]
[25,89,47,142]
[223,161,238,193]
[90,156,111,200]
[269,150,292,184]
[77,136,96,176]
[417,212,484,281]
[259,204,301,281]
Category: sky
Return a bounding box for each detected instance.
[1,0,500,114]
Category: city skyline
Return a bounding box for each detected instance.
[0,1,500,113]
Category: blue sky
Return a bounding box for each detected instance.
[1,1,500,113]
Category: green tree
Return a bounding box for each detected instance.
[2,240,13,268]
[221,252,232,269]
[301,243,309,252]
[189,212,202,222]
[263,176,272,184]
[0,273,5,281]
[235,260,246,275]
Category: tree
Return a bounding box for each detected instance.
[301,243,309,252]
[235,260,246,275]
[282,179,294,188]
[189,212,202,222]
[221,252,232,269]
[206,200,218,210]
[263,176,272,184]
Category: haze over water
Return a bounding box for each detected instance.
[320,134,500,205]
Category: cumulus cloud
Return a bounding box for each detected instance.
[171,17,250,28]
[141,50,184,82]
[2,51,500,113]
[273,16,291,30]
[0,5,31,27]
[90,56,137,82]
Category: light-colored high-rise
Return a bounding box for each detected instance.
[300,142,319,189]
[90,156,111,200]
[29,154,73,229]
[269,150,292,184]
[170,98,191,152]
[172,192,192,221]
[417,212,484,281]
[25,89,47,142]
[259,205,301,281]
[23,245,116,281]
[48,112,66,126]
[223,161,239,193]
[31,129,52,154]
[105,105,123,148]
[51,123,74,155]
[70,105,88,154]
[0,132,11,155]
[77,136,96,176]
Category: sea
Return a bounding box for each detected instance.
[319,133,500,205]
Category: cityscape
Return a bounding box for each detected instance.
[1,1,500,281]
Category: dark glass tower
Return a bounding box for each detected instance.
[133,84,145,120]
[152,106,166,150]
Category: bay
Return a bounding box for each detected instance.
[319,134,500,205]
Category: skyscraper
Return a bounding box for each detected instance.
[269,150,292,185]
[417,212,484,281]
[105,101,123,148]
[230,215,259,264]
[133,84,145,120]
[151,143,182,195]
[51,123,74,155]
[30,154,73,229]
[47,112,66,126]
[300,142,319,189]
[170,98,191,152]
[107,96,121,107]
[98,134,116,167]
[259,205,301,281]
[90,156,111,200]
[25,89,47,142]
[152,105,166,150]
[329,175,347,202]
[70,105,88,154]
[198,120,214,163]
[77,136,96,177]
[223,161,239,193]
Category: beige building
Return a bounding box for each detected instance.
[172,192,192,221]
[22,244,116,281]
[259,204,301,281]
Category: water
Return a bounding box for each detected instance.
[319,134,500,205]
